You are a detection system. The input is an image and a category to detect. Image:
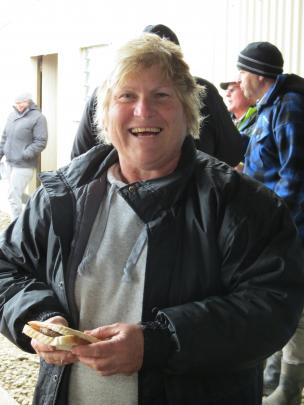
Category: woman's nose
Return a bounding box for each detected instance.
[134,97,154,118]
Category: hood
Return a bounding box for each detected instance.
[143,24,180,45]
[13,100,39,116]
[262,74,304,105]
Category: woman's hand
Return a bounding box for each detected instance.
[30,316,78,366]
[71,323,144,376]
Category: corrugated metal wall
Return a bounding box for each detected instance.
[207,0,303,84]
[226,0,304,76]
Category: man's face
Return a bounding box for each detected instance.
[15,100,30,113]
[238,70,261,101]
[105,64,187,181]
[225,83,251,114]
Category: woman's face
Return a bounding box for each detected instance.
[105,64,188,182]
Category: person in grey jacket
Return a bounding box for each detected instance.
[0,34,304,405]
[0,92,48,220]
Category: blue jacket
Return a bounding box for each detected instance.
[244,74,304,242]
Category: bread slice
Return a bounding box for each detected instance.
[22,321,99,351]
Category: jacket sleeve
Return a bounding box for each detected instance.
[0,188,68,352]
[272,93,304,241]
[71,89,99,159]
[0,127,7,160]
[196,78,244,166]
[146,175,304,374]
[23,114,48,160]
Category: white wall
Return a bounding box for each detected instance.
[0,53,36,132]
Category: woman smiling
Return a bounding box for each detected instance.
[0,34,304,405]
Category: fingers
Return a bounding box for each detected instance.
[43,316,69,327]
[71,338,113,358]
[30,316,76,366]
[31,321,144,373]
[30,317,70,355]
[32,338,78,366]
[42,350,78,366]
[71,323,144,375]
[31,338,55,354]
[85,323,119,340]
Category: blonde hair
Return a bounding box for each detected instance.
[96,33,203,143]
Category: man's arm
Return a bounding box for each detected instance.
[71,89,99,159]
[273,94,304,241]
[142,179,304,374]
[0,187,67,352]
[22,114,48,160]
[0,128,7,160]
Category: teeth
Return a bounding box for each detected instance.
[131,127,161,134]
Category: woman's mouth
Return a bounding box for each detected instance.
[129,127,162,136]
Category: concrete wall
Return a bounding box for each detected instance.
[41,54,58,172]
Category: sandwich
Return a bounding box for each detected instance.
[22,321,99,351]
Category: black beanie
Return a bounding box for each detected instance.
[143,24,180,45]
[237,41,284,78]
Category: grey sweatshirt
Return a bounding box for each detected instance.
[0,101,48,168]
[68,164,147,405]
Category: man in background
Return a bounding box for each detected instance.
[220,80,257,171]
[237,41,304,405]
[0,92,48,220]
[220,80,256,136]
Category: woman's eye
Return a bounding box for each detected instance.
[156,92,169,98]
[118,93,135,102]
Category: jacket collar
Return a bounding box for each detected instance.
[12,101,38,118]
[118,136,197,223]
[41,136,197,224]
[258,74,304,109]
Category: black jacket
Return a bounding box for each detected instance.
[1,137,304,405]
[71,80,244,166]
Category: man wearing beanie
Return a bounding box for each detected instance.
[237,41,304,405]
[0,92,48,220]
[71,24,244,167]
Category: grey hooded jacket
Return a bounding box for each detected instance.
[0,101,48,168]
